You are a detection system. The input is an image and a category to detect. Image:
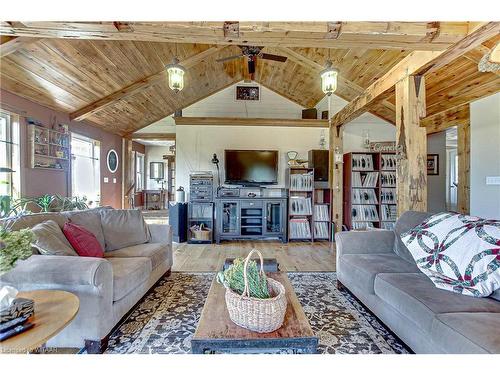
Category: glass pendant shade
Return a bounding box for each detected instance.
[320,63,339,95]
[166,58,186,93]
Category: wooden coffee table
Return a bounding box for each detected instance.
[191,272,318,354]
[0,290,79,354]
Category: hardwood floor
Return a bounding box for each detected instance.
[172,240,336,272]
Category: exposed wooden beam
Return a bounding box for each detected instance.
[0,21,481,50]
[131,133,176,141]
[330,22,500,128]
[490,42,500,63]
[422,104,470,134]
[396,75,428,215]
[457,110,471,214]
[69,46,226,121]
[0,35,40,58]
[174,116,329,128]
[329,125,343,233]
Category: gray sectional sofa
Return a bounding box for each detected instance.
[335,211,500,354]
[0,208,173,353]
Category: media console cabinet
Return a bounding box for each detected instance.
[214,197,288,244]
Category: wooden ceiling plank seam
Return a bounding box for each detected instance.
[0,72,75,112]
[7,50,101,103]
[1,58,86,110]
[0,36,41,58]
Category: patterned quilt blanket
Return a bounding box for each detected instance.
[402,212,500,297]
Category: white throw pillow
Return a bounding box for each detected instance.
[401,212,500,297]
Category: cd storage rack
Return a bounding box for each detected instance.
[286,167,315,241]
[343,152,398,230]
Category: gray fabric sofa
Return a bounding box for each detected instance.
[335,211,500,354]
[0,208,173,353]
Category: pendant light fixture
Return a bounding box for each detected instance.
[166,43,186,93]
[321,49,338,95]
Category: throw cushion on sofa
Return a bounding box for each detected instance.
[99,209,150,251]
[63,222,104,258]
[401,212,500,297]
[62,210,106,250]
[31,220,78,256]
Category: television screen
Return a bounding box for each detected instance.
[224,150,278,185]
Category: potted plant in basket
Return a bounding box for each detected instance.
[217,249,287,333]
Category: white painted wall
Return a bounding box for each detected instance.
[427,132,447,213]
[315,95,396,153]
[176,125,327,194]
[470,92,500,219]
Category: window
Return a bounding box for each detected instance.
[71,133,101,207]
[135,152,144,192]
[0,110,21,199]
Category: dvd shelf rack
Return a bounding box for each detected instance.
[343,152,398,230]
[286,167,314,241]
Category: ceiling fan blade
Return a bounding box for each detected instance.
[216,54,244,63]
[260,53,288,63]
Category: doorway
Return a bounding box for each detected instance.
[446,127,458,211]
[71,133,101,207]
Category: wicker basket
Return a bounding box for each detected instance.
[224,249,287,333]
[191,223,212,241]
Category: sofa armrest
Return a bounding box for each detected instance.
[0,255,112,291]
[335,230,395,261]
[148,224,172,245]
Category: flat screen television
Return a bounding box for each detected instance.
[224,150,279,186]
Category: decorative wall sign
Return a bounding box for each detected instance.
[236,86,260,101]
[370,141,396,152]
[427,154,439,175]
[106,149,119,173]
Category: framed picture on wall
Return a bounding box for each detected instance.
[236,85,260,101]
[427,154,439,175]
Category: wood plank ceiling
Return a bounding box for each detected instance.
[0,21,499,136]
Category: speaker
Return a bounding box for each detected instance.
[308,149,329,182]
[169,202,188,243]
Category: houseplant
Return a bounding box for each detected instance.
[217,249,287,333]
[0,224,34,275]
[2,194,89,218]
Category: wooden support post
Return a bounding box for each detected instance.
[122,138,134,209]
[457,105,471,214]
[396,75,428,215]
[329,123,344,233]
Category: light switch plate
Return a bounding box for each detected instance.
[486,176,500,185]
[113,178,117,184]
[104,177,109,183]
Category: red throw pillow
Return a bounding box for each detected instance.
[63,222,104,258]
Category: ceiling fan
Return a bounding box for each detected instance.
[216,46,287,80]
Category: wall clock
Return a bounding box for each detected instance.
[106,149,119,173]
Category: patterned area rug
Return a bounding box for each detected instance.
[105,272,409,354]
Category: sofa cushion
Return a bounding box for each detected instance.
[393,211,432,264]
[62,210,106,250]
[104,242,169,270]
[339,253,419,294]
[431,313,500,353]
[107,257,152,302]
[99,209,150,251]
[374,273,500,333]
[401,212,500,297]
[31,220,77,256]
[1,212,68,231]
[63,222,104,258]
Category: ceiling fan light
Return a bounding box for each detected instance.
[320,63,338,95]
[166,57,186,93]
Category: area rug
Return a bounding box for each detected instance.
[104,272,410,354]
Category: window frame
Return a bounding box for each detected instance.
[135,152,145,192]
[0,110,21,199]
